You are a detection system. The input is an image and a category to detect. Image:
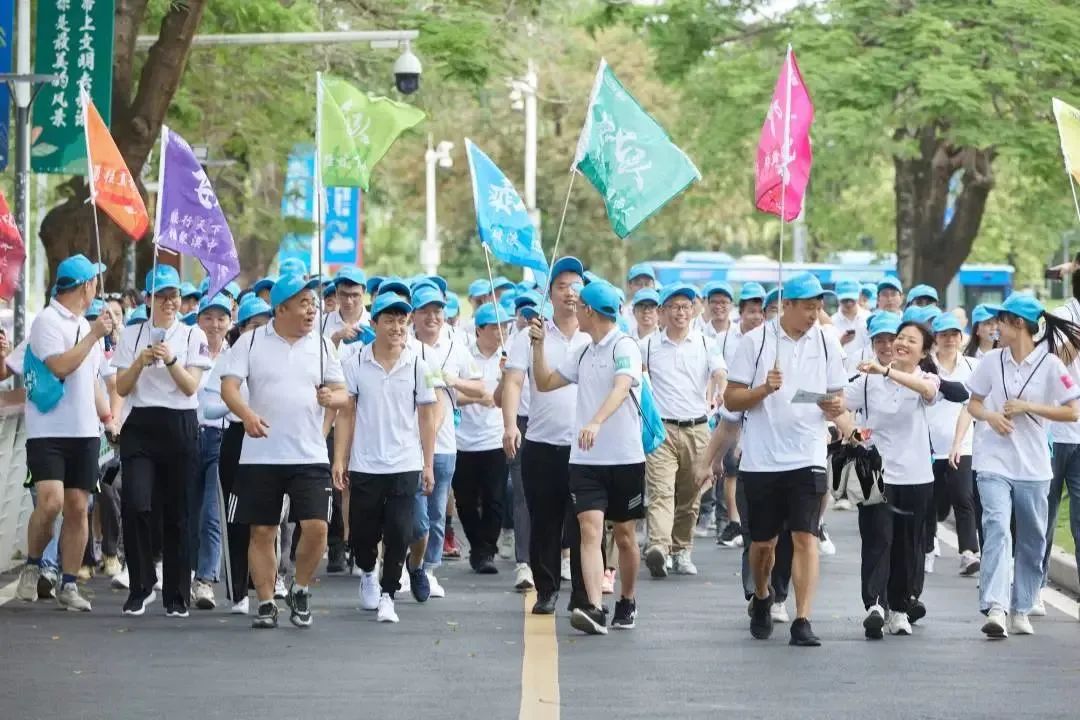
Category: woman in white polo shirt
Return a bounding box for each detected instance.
[966,293,1080,638]
[113,265,212,618]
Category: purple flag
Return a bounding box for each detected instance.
[156,126,239,298]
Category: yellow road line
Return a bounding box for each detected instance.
[519,590,560,720]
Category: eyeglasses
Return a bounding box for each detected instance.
[665,303,694,313]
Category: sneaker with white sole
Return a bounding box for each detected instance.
[514,563,535,592]
[103,555,122,577]
[359,571,380,611]
[498,529,515,560]
[376,593,399,623]
[399,565,411,595]
[154,561,163,591]
[122,590,156,616]
[560,556,572,582]
[273,576,287,600]
[251,601,278,629]
[427,571,446,599]
[817,524,837,556]
[887,610,912,635]
[645,546,668,578]
[286,583,313,628]
[933,536,941,557]
[771,602,790,624]
[111,566,130,590]
[717,521,743,547]
[38,568,58,599]
[981,608,1008,639]
[671,550,698,576]
[192,580,216,610]
[924,552,935,574]
[1009,612,1034,635]
[1029,598,1047,617]
[56,582,92,612]
[15,565,40,602]
[863,604,885,640]
[230,597,250,615]
[959,550,980,576]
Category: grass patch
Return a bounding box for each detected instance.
[1056,495,1075,554]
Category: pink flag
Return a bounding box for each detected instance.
[0,189,25,301]
[755,47,814,222]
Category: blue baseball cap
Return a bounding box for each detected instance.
[125,304,148,326]
[475,302,514,327]
[627,263,656,282]
[782,272,827,301]
[984,293,1044,325]
[199,277,210,295]
[861,283,878,300]
[180,311,198,327]
[738,282,767,303]
[366,276,384,295]
[573,280,621,320]
[583,270,603,285]
[445,291,461,319]
[660,282,699,306]
[550,256,585,285]
[901,305,942,326]
[270,273,319,310]
[322,281,337,298]
[279,257,308,277]
[702,281,734,300]
[410,278,440,297]
[972,304,994,324]
[632,288,660,307]
[412,284,446,310]
[521,301,554,322]
[223,281,242,299]
[335,266,367,287]
[877,277,903,293]
[835,280,861,302]
[342,325,377,346]
[145,265,182,294]
[55,253,106,291]
[932,314,964,334]
[377,277,411,298]
[517,280,538,293]
[180,282,201,299]
[764,288,780,308]
[906,284,939,305]
[238,297,272,325]
[514,290,542,310]
[491,276,515,292]
[85,299,106,319]
[868,311,902,338]
[198,293,232,317]
[467,278,493,298]
[371,292,413,320]
[425,275,448,294]
[252,276,276,295]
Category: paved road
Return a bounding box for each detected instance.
[2,510,1079,720]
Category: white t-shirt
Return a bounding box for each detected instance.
[113,319,211,410]
[831,308,870,355]
[508,327,531,417]
[202,345,244,424]
[506,319,591,446]
[25,300,109,439]
[455,346,504,452]
[715,325,745,369]
[727,321,848,472]
[343,344,437,474]
[699,317,732,341]
[844,371,940,486]
[321,309,371,346]
[409,325,479,455]
[223,320,345,465]
[967,345,1080,481]
[196,344,229,427]
[1051,300,1080,444]
[557,328,644,466]
[639,329,725,421]
[927,353,976,458]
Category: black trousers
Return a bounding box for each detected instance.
[349,471,417,596]
[326,430,345,552]
[97,462,122,557]
[522,441,586,600]
[858,483,933,611]
[452,448,507,562]
[218,421,250,603]
[736,477,792,602]
[119,407,197,608]
[931,456,979,553]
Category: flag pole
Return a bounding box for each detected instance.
[537,170,577,311]
[481,245,507,355]
[315,72,325,383]
[147,125,168,331]
[776,44,794,318]
[80,90,105,300]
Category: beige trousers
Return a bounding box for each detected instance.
[645,423,710,554]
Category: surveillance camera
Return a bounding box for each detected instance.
[393,46,422,95]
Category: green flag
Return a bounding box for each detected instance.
[572,59,701,238]
[317,74,426,190]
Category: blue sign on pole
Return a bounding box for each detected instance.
[323,187,363,266]
[0,0,14,171]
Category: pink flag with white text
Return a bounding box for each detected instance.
[755,47,814,221]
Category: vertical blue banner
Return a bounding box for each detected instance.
[278,144,315,270]
[0,0,14,171]
[322,186,363,267]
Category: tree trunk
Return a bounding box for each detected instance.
[38,0,208,299]
[893,125,995,297]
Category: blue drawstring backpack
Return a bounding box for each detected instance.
[24,346,65,413]
[578,336,667,455]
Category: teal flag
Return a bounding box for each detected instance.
[572,59,701,238]
[317,73,426,190]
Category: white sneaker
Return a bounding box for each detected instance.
[154,561,163,591]
[833,497,854,511]
[56,582,92,612]
[959,550,981,576]
[376,593,399,623]
[692,524,712,538]
[359,571,380,610]
[514,563,535,591]
[933,536,941,557]
[192,580,216,610]
[399,566,411,594]
[1029,597,1047,617]
[981,608,1008,639]
[111,566,130,590]
[863,604,886,639]
[888,610,912,636]
[274,576,287,600]
[664,554,674,571]
[426,571,446,599]
[230,597,250,615]
[1009,612,1034,635]
[498,529,515,560]
[15,565,40,602]
[771,602,790,623]
[924,553,935,574]
[817,525,837,556]
[560,556,572,581]
[671,550,698,576]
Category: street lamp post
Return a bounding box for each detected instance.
[422,136,453,276]
[509,61,540,278]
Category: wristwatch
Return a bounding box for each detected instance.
[164,356,178,367]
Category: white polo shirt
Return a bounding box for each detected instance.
[844,342,875,376]
[506,319,591,446]
[113,318,211,410]
[322,309,371,345]
[699,317,732,341]
[728,321,848,472]
[196,343,229,428]
[508,327,531,417]
[967,345,1080,481]
[557,329,644,466]
[409,325,478,455]
[927,353,976,457]
[844,372,940,486]
[456,345,504,452]
[25,300,109,439]
[1051,300,1080,444]
[343,343,437,474]
[202,345,243,424]
[223,320,345,465]
[831,308,870,353]
[715,325,745,369]
[640,329,725,421]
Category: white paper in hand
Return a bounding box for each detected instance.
[791,389,828,404]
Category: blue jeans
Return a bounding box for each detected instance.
[29,485,60,573]
[188,426,223,582]
[977,473,1050,614]
[416,453,456,571]
[1045,443,1080,588]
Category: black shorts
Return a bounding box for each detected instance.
[722,446,741,477]
[228,464,332,527]
[739,466,827,542]
[26,437,100,492]
[568,463,646,523]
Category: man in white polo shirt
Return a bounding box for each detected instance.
[322,265,370,345]
[830,280,870,354]
[724,272,847,647]
[221,273,346,630]
[14,254,115,612]
[332,292,439,624]
[532,279,646,636]
[641,283,727,579]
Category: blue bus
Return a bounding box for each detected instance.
[648,252,1013,310]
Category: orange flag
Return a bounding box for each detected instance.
[81,91,150,241]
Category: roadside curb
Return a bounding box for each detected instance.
[1048,544,1079,596]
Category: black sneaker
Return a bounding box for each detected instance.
[718,521,743,547]
[286,584,312,628]
[165,602,189,618]
[611,598,637,630]
[252,601,279,629]
[789,618,822,647]
[570,605,608,635]
[122,589,156,616]
[568,593,609,614]
[532,593,558,615]
[749,593,774,640]
[475,556,498,575]
[907,600,926,625]
[326,545,346,574]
